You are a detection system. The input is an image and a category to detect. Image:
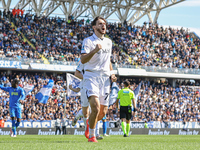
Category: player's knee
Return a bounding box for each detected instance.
[91,107,100,116]
[82,111,89,118]
[98,112,105,120]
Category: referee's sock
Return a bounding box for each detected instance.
[126,123,130,136]
[121,122,126,135]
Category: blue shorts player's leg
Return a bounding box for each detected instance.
[15,107,21,128]
[11,119,16,135]
[9,107,16,137]
[102,115,108,136]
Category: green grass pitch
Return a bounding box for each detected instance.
[0,135,200,150]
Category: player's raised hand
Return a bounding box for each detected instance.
[94,44,102,53]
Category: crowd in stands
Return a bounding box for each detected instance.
[0,9,200,124]
[0,72,200,123]
[0,10,200,69]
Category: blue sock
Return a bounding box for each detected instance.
[103,121,107,134]
[15,122,20,128]
[12,120,16,135]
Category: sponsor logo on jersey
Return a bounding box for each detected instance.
[97,49,110,54]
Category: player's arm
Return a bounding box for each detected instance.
[0,85,10,92]
[132,92,137,111]
[20,88,26,104]
[132,98,136,110]
[69,85,80,93]
[110,62,117,82]
[75,70,83,80]
[81,44,102,64]
[81,39,102,64]
[116,98,119,109]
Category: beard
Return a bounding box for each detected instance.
[96,28,106,35]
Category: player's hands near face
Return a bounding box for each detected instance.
[94,44,102,53]
[111,74,117,82]
[19,100,23,104]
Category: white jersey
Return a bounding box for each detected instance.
[76,61,84,73]
[81,33,112,76]
[78,81,83,89]
[76,61,84,89]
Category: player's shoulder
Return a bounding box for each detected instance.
[130,89,135,94]
[18,86,23,91]
[104,37,112,43]
[118,89,123,93]
[83,35,94,42]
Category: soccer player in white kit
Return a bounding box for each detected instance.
[70,62,90,129]
[81,16,117,142]
[70,61,104,140]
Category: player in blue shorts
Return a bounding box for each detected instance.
[0,78,25,137]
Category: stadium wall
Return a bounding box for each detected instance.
[0,128,200,135]
[1,58,200,79]
[2,120,200,129]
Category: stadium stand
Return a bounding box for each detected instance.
[0,10,200,126]
[1,10,200,69]
[0,71,200,123]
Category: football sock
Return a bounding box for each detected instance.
[95,121,100,136]
[83,117,87,130]
[121,122,126,135]
[15,122,20,128]
[126,123,130,136]
[89,128,95,137]
[103,121,107,134]
[75,109,83,119]
[12,120,16,135]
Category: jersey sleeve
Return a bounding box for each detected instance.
[0,85,10,92]
[81,38,91,54]
[76,61,83,72]
[20,88,26,100]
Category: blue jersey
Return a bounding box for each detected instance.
[0,85,25,108]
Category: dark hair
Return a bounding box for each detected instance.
[123,80,130,87]
[91,16,107,26]
[12,78,19,88]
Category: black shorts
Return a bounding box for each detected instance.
[120,106,132,120]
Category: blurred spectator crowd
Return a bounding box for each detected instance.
[0,9,200,123]
[0,10,199,69]
[0,72,200,123]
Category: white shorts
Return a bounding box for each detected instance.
[80,88,89,107]
[83,75,110,106]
